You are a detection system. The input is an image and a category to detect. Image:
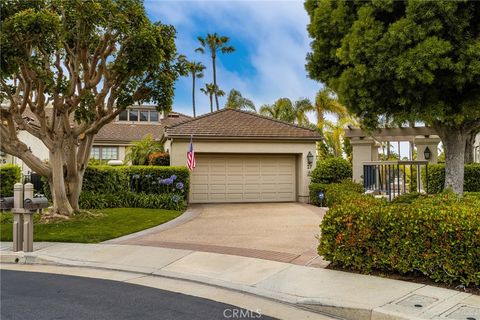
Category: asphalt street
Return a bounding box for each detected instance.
[1,270,277,320]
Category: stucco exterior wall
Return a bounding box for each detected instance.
[166,138,317,203]
[16,131,50,174]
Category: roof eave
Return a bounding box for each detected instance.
[164,133,322,142]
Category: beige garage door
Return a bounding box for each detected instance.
[190,154,296,203]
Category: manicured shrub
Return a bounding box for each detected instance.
[311,157,352,184]
[148,152,170,166]
[82,166,129,194]
[43,165,190,210]
[0,165,21,197]
[390,192,425,204]
[319,192,480,286]
[123,166,189,195]
[79,191,186,211]
[309,180,364,207]
[425,163,480,193]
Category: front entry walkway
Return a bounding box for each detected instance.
[110,203,328,267]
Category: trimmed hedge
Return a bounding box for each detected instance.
[319,192,480,286]
[425,163,480,193]
[148,152,170,166]
[43,165,190,210]
[311,157,352,184]
[0,165,21,197]
[309,180,364,207]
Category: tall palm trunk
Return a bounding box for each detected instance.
[212,55,219,110]
[209,93,213,112]
[192,73,196,117]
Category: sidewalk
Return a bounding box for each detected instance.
[1,242,479,320]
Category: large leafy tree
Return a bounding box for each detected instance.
[0,0,183,215]
[195,33,235,111]
[224,89,256,112]
[305,0,480,194]
[187,60,205,117]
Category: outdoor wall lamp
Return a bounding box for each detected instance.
[307,151,314,169]
[423,147,431,160]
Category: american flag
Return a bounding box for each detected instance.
[187,135,195,171]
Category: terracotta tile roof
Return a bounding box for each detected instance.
[165,109,321,140]
[95,112,191,143]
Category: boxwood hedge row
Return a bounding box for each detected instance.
[43,165,190,210]
[425,163,480,193]
[0,165,21,197]
[319,191,480,286]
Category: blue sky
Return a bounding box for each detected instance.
[144,0,322,117]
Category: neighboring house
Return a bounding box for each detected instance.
[475,133,480,163]
[162,109,322,203]
[1,106,191,174]
[92,106,190,163]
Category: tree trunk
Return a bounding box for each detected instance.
[212,55,219,110]
[209,94,213,113]
[50,149,74,215]
[464,131,476,163]
[434,124,468,195]
[192,74,196,118]
[67,173,84,212]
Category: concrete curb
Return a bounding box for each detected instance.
[102,205,204,244]
[1,246,478,320]
[0,251,369,319]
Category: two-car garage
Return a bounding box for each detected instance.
[190,154,296,203]
[162,109,321,203]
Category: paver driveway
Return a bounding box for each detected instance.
[112,203,328,267]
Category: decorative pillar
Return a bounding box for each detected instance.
[350,137,379,183]
[414,136,441,164]
[12,183,24,252]
[23,183,34,252]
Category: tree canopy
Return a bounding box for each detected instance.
[305,0,480,194]
[0,0,183,214]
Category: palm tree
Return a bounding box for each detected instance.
[313,87,347,131]
[196,33,235,110]
[201,83,224,113]
[187,61,205,117]
[225,89,256,112]
[259,98,313,126]
[323,115,359,158]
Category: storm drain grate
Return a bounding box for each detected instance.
[445,306,480,320]
[396,294,438,309]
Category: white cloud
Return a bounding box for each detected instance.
[145,0,323,117]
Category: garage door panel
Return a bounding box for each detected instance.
[190,154,296,203]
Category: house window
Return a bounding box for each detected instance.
[119,110,128,121]
[129,110,138,121]
[140,110,149,122]
[150,111,159,122]
[91,147,118,161]
[91,147,101,160]
[117,108,160,122]
[101,147,118,160]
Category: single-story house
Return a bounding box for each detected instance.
[162,109,322,203]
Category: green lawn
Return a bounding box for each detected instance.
[0,208,182,243]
